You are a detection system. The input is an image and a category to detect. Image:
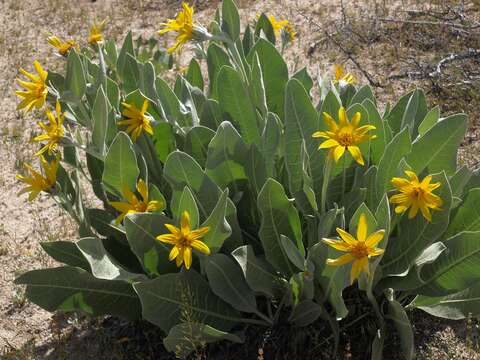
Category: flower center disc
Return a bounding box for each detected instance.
[338,130,354,147]
[352,243,369,259]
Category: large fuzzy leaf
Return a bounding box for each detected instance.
[247,39,288,119]
[134,269,240,333]
[217,66,261,145]
[124,213,177,276]
[418,231,480,296]
[205,121,248,189]
[16,266,141,320]
[257,179,304,276]
[76,237,146,282]
[205,254,258,313]
[407,114,467,176]
[231,245,279,298]
[284,79,322,195]
[411,281,480,319]
[446,188,480,237]
[102,132,139,197]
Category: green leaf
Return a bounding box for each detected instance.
[374,128,411,205]
[200,99,223,130]
[242,24,254,54]
[254,13,276,44]
[217,66,260,144]
[207,43,231,99]
[15,266,141,320]
[152,122,176,163]
[186,58,204,90]
[280,235,305,271]
[205,121,248,189]
[134,269,240,332]
[184,126,215,167]
[418,105,440,136]
[117,31,135,82]
[350,85,376,106]
[400,89,427,137]
[76,237,145,282]
[289,300,322,327]
[163,323,244,359]
[261,112,281,178]
[407,114,467,176]
[155,77,188,126]
[65,50,87,100]
[104,39,118,70]
[385,89,414,133]
[316,245,349,320]
[446,188,480,236]
[419,231,480,296]
[292,67,313,94]
[201,189,231,253]
[176,186,199,229]
[86,208,125,240]
[91,86,111,156]
[205,254,258,313]
[124,213,177,276]
[106,76,120,109]
[221,0,240,40]
[244,144,268,196]
[40,241,89,271]
[247,39,288,119]
[231,245,278,298]
[257,179,304,276]
[449,166,473,200]
[102,132,139,197]
[164,151,222,220]
[411,281,480,319]
[121,54,140,94]
[362,99,387,165]
[381,172,452,276]
[250,53,268,116]
[284,79,322,195]
[387,293,414,360]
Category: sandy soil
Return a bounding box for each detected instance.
[0,0,479,358]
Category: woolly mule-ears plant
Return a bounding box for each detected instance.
[14,1,480,359]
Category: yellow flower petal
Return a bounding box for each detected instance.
[357,213,368,242]
[365,230,385,248]
[326,253,355,266]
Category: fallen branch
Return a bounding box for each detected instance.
[429,49,480,78]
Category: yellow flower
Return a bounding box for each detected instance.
[158,2,194,53]
[16,155,59,201]
[88,18,107,45]
[47,35,77,56]
[390,171,443,222]
[267,15,289,35]
[157,211,210,269]
[334,64,355,85]
[117,100,153,141]
[110,179,162,224]
[323,213,385,284]
[312,107,376,165]
[32,100,65,156]
[15,60,48,113]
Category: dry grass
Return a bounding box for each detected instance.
[0,0,479,359]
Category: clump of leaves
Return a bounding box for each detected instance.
[13,1,480,359]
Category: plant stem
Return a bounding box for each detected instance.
[321,156,333,213]
[341,155,347,203]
